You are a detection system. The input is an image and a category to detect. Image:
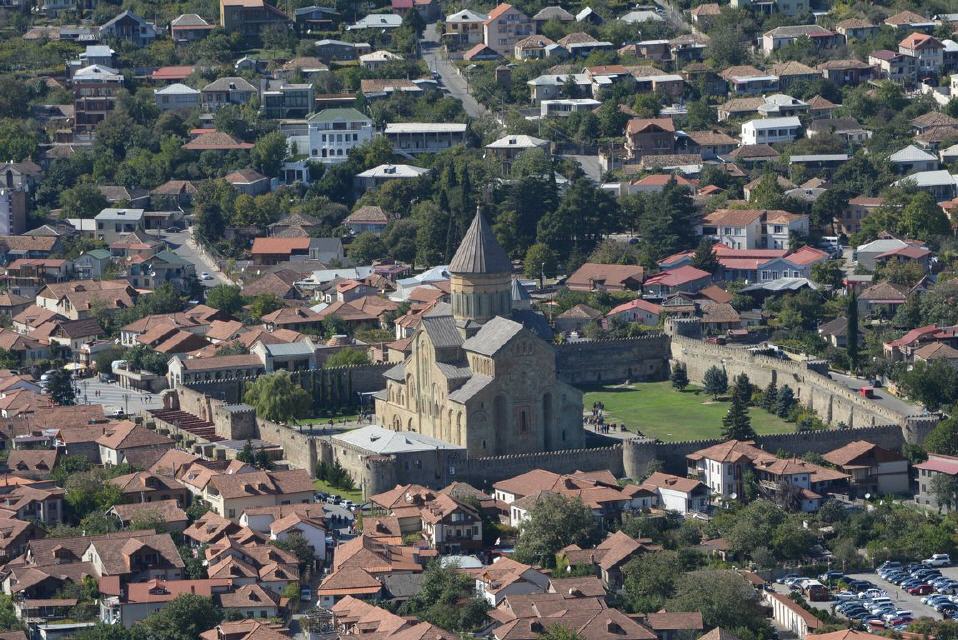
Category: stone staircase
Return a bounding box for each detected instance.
[149,408,224,442]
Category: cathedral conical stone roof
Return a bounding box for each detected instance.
[448,209,512,275]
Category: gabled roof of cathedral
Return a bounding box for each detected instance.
[421,314,463,349]
[449,374,494,403]
[448,210,512,275]
[462,316,524,356]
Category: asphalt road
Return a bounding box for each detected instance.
[825,370,925,418]
[562,154,605,182]
[652,0,692,31]
[421,24,486,119]
[161,227,233,288]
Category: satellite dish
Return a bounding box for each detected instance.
[729,492,738,500]
[864,493,871,500]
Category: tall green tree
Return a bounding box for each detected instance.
[621,551,680,612]
[538,178,619,258]
[670,363,689,390]
[524,243,558,280]
[513,493,598,567]
[348,232,387,265]
[924,416,958,456]
[899,191,950,240]
[60,182,109,219]
[690,237,719,273]
[722,374,755,440]
[399,561,489,632]
[930,474,958,513]
[46,369,75,406]
[666,570,771,636]
[133,593,223,640]
[702,366,728,399]
[204,285,244,316]
[243,371,312,423]
[251,131,288,177]
[775,385,795,418]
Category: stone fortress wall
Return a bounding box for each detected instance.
[670,335,938,443]
[169,334,936,492]
[554,335,671,384]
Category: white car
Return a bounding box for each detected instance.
[923,554,952,567]
[200,272,212,280]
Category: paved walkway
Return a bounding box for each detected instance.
[75,378,164,415]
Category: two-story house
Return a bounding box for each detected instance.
[94,209,144,243]
[740,116,801,145]
[219,0,290,35]
[483,3,533,57]
[899,32,944,77]
[624,117,675,159]
[99,10,157,47]
[304,108,374,163]
[419,494,482,554]
[201,77,257,111]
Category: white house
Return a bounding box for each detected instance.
[741,116,802,145]
[305,108,374,164]
[606,299,661,325]
[639,472,709,515]
[383,123,468,154]
[474,557,549,606]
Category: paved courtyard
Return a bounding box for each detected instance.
[75,378,164,415]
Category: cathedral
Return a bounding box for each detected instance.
[374,210,585,457]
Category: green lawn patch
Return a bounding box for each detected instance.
[582,381,794,442]
[314,478,363,504]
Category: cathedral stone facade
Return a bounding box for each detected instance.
[374,211,584,456]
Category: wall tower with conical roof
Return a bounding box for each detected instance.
[449,208,512,328]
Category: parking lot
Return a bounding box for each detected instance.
[776,565,958,624]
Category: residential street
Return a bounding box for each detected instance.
[421,24,486,119]
[561,154,605,182]
[162,227,233,287]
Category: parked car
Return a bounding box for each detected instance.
[776,574,800,584]
[924,554,952,567]
[907,584,933,595]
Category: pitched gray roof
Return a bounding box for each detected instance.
[383,363,405,381]
[436,362,473,381]
[448,211,512,275]
[449,374,493,403]
[462,316,523,356]
[421,314,463,349]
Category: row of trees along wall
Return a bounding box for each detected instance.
[670,335,938,442]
